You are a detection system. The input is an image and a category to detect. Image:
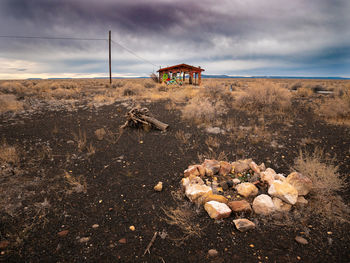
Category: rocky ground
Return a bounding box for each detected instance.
[0,82,350,262]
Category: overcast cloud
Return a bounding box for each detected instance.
[0,0,349,79]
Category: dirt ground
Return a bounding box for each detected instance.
[0,79,349,262]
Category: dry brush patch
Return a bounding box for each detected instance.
[317,85,350,125]
[234,81,292,114]
[293,148,349,223]
[0,139,19,165]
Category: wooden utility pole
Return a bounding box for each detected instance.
[109,30,112,85]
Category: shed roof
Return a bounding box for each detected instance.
[157,63,204,73]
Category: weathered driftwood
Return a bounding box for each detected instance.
[121,107,169,131]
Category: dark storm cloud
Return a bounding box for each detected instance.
[0,0,349,78]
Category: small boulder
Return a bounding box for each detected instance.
[228,200,252,213]
[197,193,228,205]
[219,161,232,176]
[233,219,256,232]
[286,172,313,196]
[181,176,204,190]
[249,161,260,174]
[154,182,163,192]
[275,173,286,182]
[232,159,252,173]
[272,197,292,212]
[204,201,231,220]
[260,168,276,185]
[236,182,258,198]
[258,163,266,172]
[268,180,298,205]
[252,194,275,215]
[202,159,220,176]
[184,166,200,177]
[196,165,206,177]
[185,184,212,202]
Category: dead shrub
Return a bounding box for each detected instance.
[0,140,19,164]
[181,97,227,125]
[0,94,24,113]
[235,83,291,113]
[72,129,87,152]
[294,148,349,223]
[0,81,26,94]
[162,206,202,243]
[150,73,159,83]
[295,87,313,97]
[111,81,125,88]
[318,95,350,125]
[144,81,156,89]
[64,171,87,194]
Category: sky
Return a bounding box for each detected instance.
[0,0,349,79]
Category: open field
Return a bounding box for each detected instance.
[0,78,349,262]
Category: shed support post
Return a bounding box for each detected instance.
[198,72,202,85]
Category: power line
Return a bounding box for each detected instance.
[0,34,159,69]
[0,35,107,41]
[111,39,158,68]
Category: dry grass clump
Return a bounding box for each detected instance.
[0,81,26,94]
[64,171,87,194]
[0,94,24,113]
[235,82,292,113]
[162,205,202,243]
[72,129,87,152]
[0,140,19,164]
[294,148,349,223]
[181,96,227,125]
[318,86,350,125]
[180,82,229,125]
[295,87,314,97]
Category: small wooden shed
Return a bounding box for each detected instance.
[157,63,205,85]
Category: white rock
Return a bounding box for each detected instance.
[185,184,212,202]
[232,178,241,184]
[252,194,275,215]
[204,201,231,219]
[181,176,204,190]
[236,182,258,197]
[249,161,260,174]
[268,180,298,205]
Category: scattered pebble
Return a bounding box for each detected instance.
[249,244,255,248]
[79,237,90,243]
[0,240,10,249]
[154,182,163,192]
[118,238,127,244]
[57,230,69,237]
[295,236,308,245]
[92,224,99,229]
[208,249,218,257]
[327,231,332,235]
[129,225,135,231]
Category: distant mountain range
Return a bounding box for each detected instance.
[27,75,349,80]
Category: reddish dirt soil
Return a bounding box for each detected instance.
[0,98,349,262]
